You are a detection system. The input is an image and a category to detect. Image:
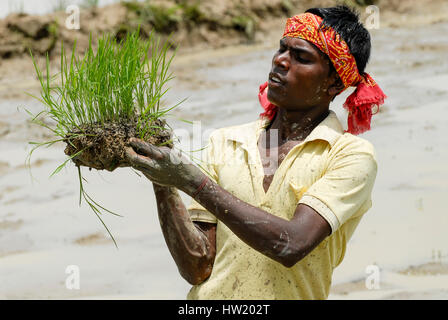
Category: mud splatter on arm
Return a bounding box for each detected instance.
[153,184,216,285]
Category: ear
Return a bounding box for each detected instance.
[327,72,345,97]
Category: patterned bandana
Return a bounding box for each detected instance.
[259,12,387,135]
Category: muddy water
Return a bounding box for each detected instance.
[0,21,447,299]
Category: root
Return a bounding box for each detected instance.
[64,118,172,171]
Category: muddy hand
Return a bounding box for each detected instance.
[125,138,205,193]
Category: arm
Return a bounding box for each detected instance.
[152,183,216,285]
[126,140,330,268]
[192,180,330,267]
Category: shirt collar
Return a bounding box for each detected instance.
[299,110,344,147]
[226,110,344,149]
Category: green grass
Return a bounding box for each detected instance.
[30,29,176,140]
[122,1,208,34]
[27,29,180,247]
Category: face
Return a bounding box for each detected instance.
[267,37,337,111]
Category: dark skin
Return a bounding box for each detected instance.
[126,37,345,285]
[260,37,343,191]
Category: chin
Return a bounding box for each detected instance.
[266,88,281,107]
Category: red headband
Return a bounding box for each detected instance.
[259,12,387,135]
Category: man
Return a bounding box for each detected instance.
[126,5,386,299]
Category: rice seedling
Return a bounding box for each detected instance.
[27,29,181,247]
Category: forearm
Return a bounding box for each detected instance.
[125,139,315,268]
[153,183,214,284]
[187,178,304,267]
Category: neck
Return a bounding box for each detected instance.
[268,106,330,143]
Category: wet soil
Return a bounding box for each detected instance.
[64,118,172,171]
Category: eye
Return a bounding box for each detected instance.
[293,52,310,63]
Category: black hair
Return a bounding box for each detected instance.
[305,5,371,74]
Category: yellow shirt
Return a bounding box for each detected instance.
[187,110,378,300]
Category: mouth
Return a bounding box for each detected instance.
[268,72,284,86]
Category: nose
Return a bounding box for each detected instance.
[273,50,290,71]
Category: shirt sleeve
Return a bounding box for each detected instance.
[187,131,219,224]
[298,136,378,234]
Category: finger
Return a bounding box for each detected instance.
[125,147,156,168]
[129,138,153,156]
[125,146,140,163]
[133,164,165,185]
[129,138,163,159]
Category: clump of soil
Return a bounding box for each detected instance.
[64,118,172,171]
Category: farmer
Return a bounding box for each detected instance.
[126,5,386,299]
